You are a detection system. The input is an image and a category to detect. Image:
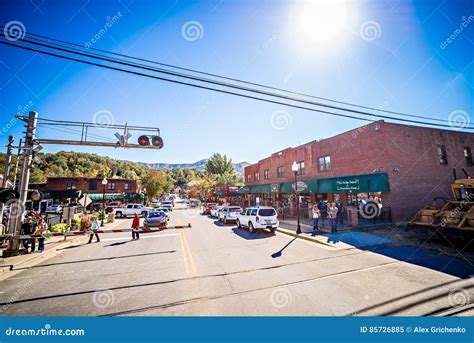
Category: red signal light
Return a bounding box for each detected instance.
[138,135,150,146]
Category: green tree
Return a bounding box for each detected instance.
[141,170,171,200]
[205,153,234,175]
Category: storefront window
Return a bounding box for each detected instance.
[318,155,331,172]
[277,166,284,178]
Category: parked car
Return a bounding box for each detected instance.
[157,207,170,220]
[114,204,151,218]
[86,202,103,212]
[218,206,242,224]
[151,201,161,208]
[210,205,224,218]
[162,200,174,208]
[106,201,121,213]
[45,204,62,214]
[236,206,279,233]
[203,203,217,215]
[161,204,173,212]
[143,211,167,228]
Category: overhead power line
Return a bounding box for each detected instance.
[0,33,471,130]
[4,26,458,125]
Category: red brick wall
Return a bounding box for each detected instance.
[38,177,138,194]
[244,121,474,221]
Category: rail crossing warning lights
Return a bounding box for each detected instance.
[138,135,164,149]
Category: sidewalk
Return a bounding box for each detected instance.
[277,217,393,251]
[0,218,128,280]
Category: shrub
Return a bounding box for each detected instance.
[50,223,68,233]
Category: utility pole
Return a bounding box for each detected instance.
[4,111,37,256]
[0,135,14,236]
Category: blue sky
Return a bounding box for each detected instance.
[0,0,472,164]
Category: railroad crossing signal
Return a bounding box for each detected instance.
[138,135,164,149]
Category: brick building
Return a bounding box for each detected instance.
[242,120,474,222]
[32,177,142,204]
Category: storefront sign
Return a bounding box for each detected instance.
[336,179,360,191]
[270,183,280,193]
[292,181,308,192]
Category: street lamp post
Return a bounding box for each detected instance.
[101,177,108,226]
[291,161,301,235]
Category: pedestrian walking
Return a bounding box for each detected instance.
[328,203,339,233]
[35,218,48,253]
[20,217,36,253]
[311,204,320,236]
[132,213,140,240]
[86,214,100,243]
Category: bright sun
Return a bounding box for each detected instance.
[296,0,349,44]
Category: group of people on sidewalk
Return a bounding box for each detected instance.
[311,201,344,235]
[20,216,49,253]
[18,211,143,253]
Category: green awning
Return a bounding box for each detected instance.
[43,190,82,200]
[123,193,144,200]
[87,193,123,201]
[242,173,390,194]
[215,190,226,196]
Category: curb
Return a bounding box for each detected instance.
[275,227,338,249]
[0,235,87,282]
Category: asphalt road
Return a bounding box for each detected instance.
[0,200,472,316]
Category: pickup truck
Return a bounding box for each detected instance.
[114,204,152,218]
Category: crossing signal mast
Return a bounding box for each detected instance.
[2,111,164,256]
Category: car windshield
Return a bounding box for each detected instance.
[259,209,276,216]
[148,212,164,218]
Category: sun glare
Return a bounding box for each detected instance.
[296,0,349,44]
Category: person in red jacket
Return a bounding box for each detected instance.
[131,213,140,240]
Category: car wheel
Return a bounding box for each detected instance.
[116,211,123,218]
[248,222,255,233]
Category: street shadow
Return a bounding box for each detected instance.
[231,227,275,240]
[11,250,176,270]
[104,241,129,247]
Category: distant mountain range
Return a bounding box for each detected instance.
[136,159,250,174]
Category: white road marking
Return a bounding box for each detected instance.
[100,233,179,242]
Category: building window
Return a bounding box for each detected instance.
[318,155,331,172]
[66,181,76,190]
[437,146,448,165]
[264,169,270,180]
[296,161,305,175]
[464,147,473,166]
[107,182,116,190]
[88,181,97,190]
[247,174,252,182]
[254,172,260,181]
[124,183,132,190]
[277,166,284,178]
